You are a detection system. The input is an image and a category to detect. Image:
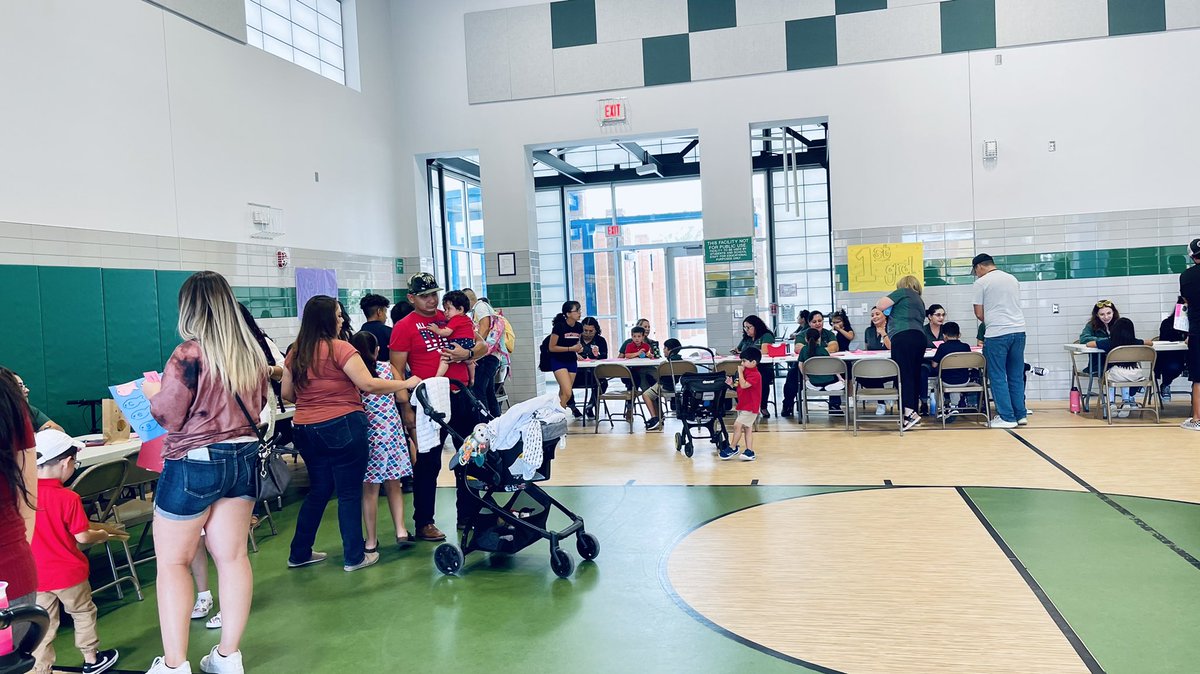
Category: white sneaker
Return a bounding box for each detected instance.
[190,595,213,619]
[1017,417,1028,426]
[199,646,243,674]
[1117,405,1130,419]
[147,656,192,673]
[1180,418,1200,430]
[875,403,886,416]
[344,550,380,572]
[989,417,1017,429]
[206,611,222,629]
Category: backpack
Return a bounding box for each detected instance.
[538,335,552,372]
[501,310,517,353]
[482,311,508,357]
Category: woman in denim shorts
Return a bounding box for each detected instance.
[143,271,270,674]
[281,296,414,573]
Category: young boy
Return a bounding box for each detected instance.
[430,290,477,385]
[621,326,652,358]
[931,322,976,416]
[720,347,761,461]
[642,338,683,430]
[31,429,121,674]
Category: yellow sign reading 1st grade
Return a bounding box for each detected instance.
[847,243,924,293]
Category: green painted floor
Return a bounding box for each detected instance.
[50,485,1200,673]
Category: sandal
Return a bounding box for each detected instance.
[364,543,379,554]
[396,533,415,549]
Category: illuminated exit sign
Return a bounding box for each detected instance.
[598,98,627,126]
[606,225,620,236]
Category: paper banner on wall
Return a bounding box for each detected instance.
[296,267,338,317]
[108,377,167,443]
[847,243,924,293]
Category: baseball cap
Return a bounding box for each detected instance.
[407,272,442,296]
[35,429,84,466]
[971,253,994,268]
[1189,239,1200,258]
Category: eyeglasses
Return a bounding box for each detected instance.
[932,312,945,317]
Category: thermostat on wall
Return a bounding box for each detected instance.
[982,140,998,161]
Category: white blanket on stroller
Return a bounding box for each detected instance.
[411,378,451,453]
[487,393,567,480]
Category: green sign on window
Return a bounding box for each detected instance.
[704,237,753,264]
[394,258,405,274]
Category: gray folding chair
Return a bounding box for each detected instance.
[593,363,645,433]
[851,358,904,436]
[1098,345,1159,424]
[935,352,991,428]
[70,459,143,600]
[656,360,698,419]
[713,361,741,417]
[800,357,849,431]
[117,450,158,571]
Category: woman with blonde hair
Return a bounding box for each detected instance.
[143,271,270,673]
[874,274,928,431]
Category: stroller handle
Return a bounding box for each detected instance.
[0,604,52,658]
[412,378,490,446]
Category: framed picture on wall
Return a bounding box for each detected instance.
[497,252,517,277]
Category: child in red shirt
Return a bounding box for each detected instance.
[31,429,120,674]
[721,347,762,461]
[621,326,653,358]
[430,290,477,385]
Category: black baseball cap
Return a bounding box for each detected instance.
[1189,239,1200,259]
[971,253,994,268]
[407,272,442,296]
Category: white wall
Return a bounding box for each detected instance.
[390,2,1200,257]
[0,0,399,257]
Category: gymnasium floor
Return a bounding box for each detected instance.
[51,402,1200,673]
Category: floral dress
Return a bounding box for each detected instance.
[362,361,413,483]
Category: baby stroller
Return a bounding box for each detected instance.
[671,347,731,458]
[0,604,51,674]
[414,381,598,579]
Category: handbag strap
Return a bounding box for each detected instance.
[233,393,269,446]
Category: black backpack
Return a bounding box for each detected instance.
[538,335,552,372]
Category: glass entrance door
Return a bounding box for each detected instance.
[666,245,706,346]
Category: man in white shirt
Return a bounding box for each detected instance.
[972,253,1027,429]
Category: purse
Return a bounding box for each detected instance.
[234,392,291,501]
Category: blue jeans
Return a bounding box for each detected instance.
[984,332,1027,422]
[154,441,258,520]
[290,411,369,566]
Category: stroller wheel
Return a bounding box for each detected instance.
[434,543,464,576]
[674,433,683,452]
[684,442,694,458]
[550,548,575,578]
[576,532,601,561]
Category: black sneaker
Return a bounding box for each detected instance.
[918,400,930,416]
[570,406,583,419]
[83,649,120,674]
[646,416,662,430]
[781,407,794,418]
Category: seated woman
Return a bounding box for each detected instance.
[1080,300,1119,374]
[1084,316,1154,417]
[1156,298,1188,403]
[733,315,776,418]
[786,310,812,343]
[916,304,948,415]
[782,310,839,417]
[798,328,844,413]
[571,317,609,417]
[861,308,897,416]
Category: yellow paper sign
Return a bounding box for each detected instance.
[847,243,924,293]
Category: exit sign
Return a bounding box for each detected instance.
[598,98,627,126]
[606,225,620,236]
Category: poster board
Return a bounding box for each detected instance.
[296,268,338,317]
[847,243,924,293]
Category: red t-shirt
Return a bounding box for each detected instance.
[287,340,364,425]
[390,310,469,382]
[623,341,652,357]
[446,314,476,341]
[736,366,763,413]
[32,478,90,592]
[0,411,38,598]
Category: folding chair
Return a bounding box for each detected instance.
[593,363,646,433]
[851,359,904,436]
[1069,350,1099,413]
[714,361,741,418]
[70,459,143,600]
[800,357,849,431]
[116,450,158,572]
[1098,345,1159,424]
[936,352,991,428]
[655,360,698,419]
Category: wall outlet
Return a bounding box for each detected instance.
[994,54,1003,66]
[733,308,743,319]
[1052,303,1059,314]
[1048,141,1056,152]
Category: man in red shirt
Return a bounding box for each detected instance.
[31,429,120,674]
[390,272,488,542]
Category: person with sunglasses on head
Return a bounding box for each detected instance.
[1079,300,1120,375]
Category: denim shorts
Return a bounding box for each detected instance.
[154,441,259,521]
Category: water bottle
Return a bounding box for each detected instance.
[929,396,937,417]
[0,580,12,655]
[1069,386,1082,414]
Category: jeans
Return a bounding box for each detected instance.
[1156,353,1186,391]
[472,354,502,418]
[154,441,258,520]
[412,389,479,529]
[984,332,1028,422]
[290,411,369,566]
[891,330,927,414]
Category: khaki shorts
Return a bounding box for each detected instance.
[735,411,759,427]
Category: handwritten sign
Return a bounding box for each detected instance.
[108,377,167,443]
[296,267,338,317]
[704,237,753,264]
[847,243,924,293]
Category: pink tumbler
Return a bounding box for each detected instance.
[1069,386,1082,414]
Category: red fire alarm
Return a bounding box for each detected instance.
[276,249,291,268]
